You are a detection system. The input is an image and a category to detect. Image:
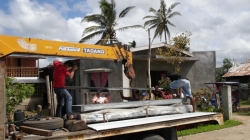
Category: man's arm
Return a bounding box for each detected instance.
[120,91,130,100]
[133,93,140,100]
[92,96,98,103]
[67,65,77,80]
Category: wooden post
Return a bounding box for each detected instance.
[50,81,55,116]
[84,93,89,104]
[216,94,221,109]
[45,75,51,116]
[147,29,152,99]
[0,61,6,139]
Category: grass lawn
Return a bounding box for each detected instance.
[177,119,242,137]
[240,100,250,105]
[178,100,250,137]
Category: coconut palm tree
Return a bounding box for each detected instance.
[128,40,136,48]
[79,0,142,45]
[143,0,181,43]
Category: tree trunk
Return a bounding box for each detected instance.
[164,29,167,44]
[148,29,152,99]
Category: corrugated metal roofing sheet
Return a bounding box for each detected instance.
[88,112,217,131]
[223,63,250,77]
[131,43,193,57]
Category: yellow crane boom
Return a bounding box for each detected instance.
[0,34,135,84]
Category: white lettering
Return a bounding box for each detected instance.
[83,48,105,54]
[59,46,80,52]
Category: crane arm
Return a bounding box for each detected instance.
[0,35,131,63]
[0,35,135,85]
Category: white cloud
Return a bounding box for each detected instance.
[73,1,91,14]
[0,0,250,67]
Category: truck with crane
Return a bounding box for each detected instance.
[0,35,223,140]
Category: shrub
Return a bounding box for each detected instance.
[6,77,35,122]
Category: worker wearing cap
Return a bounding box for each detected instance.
[168,73,195,112]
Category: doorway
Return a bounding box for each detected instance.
[150,71,168,87]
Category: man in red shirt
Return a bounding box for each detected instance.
[53,60,77,120]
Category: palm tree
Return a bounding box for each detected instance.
[143,0,181,43]
[79,0,142,45]
[128,40,136,48]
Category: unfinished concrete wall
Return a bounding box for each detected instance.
[187,51,216,91]
[76,59,123,104]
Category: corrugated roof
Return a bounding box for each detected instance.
[223,63,250,77]
[131,43,193,57]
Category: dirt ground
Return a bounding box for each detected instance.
[178,106,250,140]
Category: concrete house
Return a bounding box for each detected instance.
[131,43,216,91]
[66,43,216,105]
[2,54,46,110]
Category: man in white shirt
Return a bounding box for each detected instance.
[92,92,110,104]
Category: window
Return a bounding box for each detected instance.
[89,72,109,92]
[32,83,45,98]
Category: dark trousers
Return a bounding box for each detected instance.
[54,88,72,118]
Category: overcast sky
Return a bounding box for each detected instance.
[0,0,250,67]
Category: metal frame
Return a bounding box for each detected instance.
[23,113,223,140]
[66,86,155,90]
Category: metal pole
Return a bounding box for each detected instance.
[148,29,152,99]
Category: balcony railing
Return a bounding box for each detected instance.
[6,67,39,77]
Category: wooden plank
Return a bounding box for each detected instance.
[19,126,53,136]
[13,132,26,140]
[0,61,6,139]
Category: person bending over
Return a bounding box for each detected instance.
[168,73,195,112]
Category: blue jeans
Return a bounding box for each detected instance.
[54,88,72,118]
[170,79,193,98]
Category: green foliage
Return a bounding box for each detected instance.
[156,31,192,73]
[193,88,225,113]
[80,0,143,44]
[213,108,224,114]
[177,120,242,137]
[240,100,250,105]
[143,0,181,43]
[216,58,233,82]
[172,31,192,51]
[193,88,212,100]
[128,40,136,48]
[157,78,171,89]
[6,77,35,121]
